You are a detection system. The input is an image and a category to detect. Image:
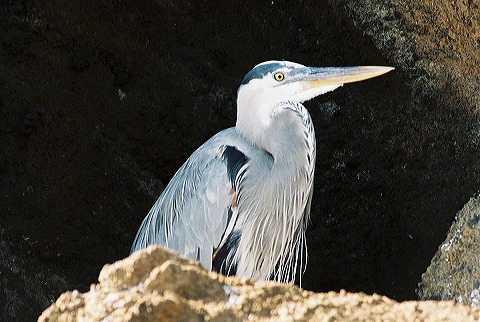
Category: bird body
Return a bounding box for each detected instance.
[131,61,393,283]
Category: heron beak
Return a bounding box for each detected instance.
[300,66,394,89]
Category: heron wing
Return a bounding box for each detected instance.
[130,127,254,271]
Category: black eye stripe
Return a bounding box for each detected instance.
[241,62,286,85]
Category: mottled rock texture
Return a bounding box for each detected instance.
[39,246,480,321]
[418,197,480,306]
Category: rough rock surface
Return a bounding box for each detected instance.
[418,197,480,306]
[39,246,480,321]
[1,0,479,320]
[345,0,480,111]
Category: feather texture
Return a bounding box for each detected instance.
[131,100,315,283]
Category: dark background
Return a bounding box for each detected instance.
[1,0,478,320]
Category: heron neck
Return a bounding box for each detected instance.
[263,102,315,179]
[236,100,315,176]
[233,101,315,282]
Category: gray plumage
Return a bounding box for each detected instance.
[130,61,393,283]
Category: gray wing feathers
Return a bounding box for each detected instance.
[130,129,239,271]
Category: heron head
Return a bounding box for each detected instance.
[236,60,393,145]
[238,60,393,106]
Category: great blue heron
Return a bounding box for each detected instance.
[131,61,393,283]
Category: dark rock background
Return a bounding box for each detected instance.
[0,0,478,320]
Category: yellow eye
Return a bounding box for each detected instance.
[274,72,285,81]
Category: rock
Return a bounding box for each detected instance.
[344,0,480,108]
[0,227,70,321]
[71,48,90,71]
[418,196,480,306]
[19,104,45,136]
[97,246,193,289]
[39,246,480,321]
